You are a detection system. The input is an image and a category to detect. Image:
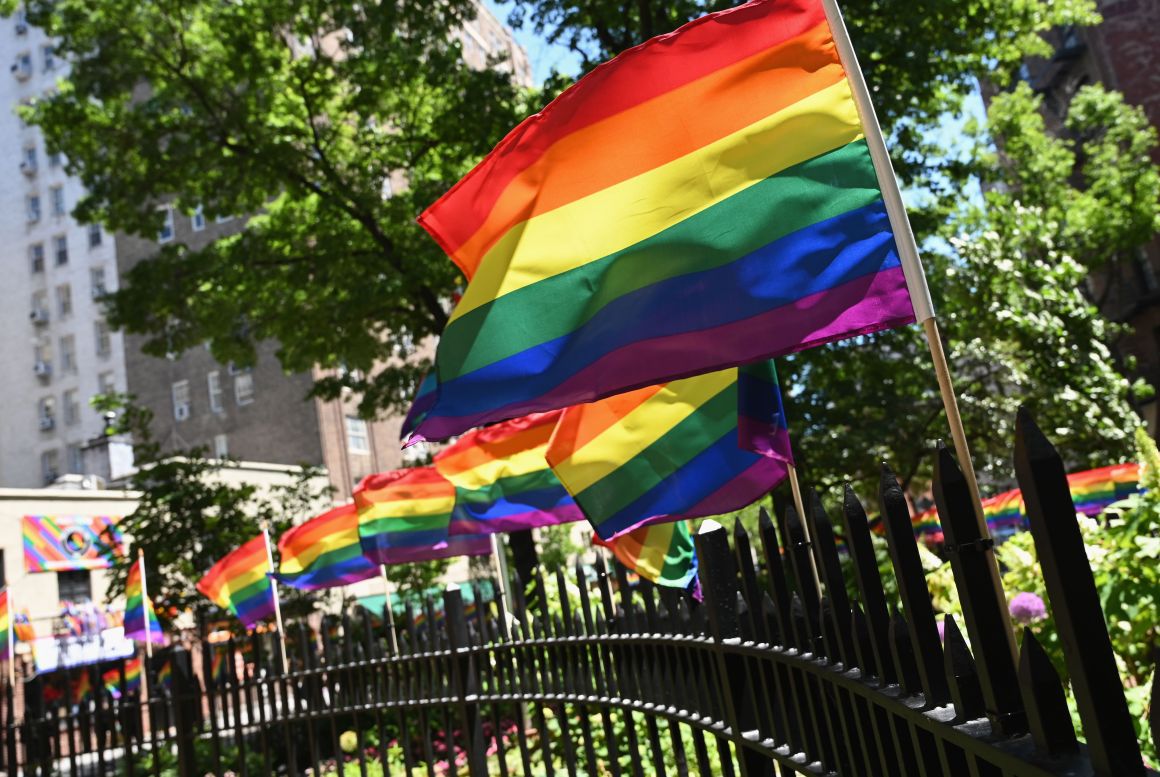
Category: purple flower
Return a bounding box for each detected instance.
[1009,592,1047,624]
[936,619,946,643]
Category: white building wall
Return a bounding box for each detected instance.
[0,13,126,488]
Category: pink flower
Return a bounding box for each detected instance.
[1009,592,1047,624]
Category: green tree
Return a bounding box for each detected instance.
[98,395,333,623]
[24,0,528,416]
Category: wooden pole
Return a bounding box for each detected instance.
[260,523,290,671]
[820,0,1015,653]
[490,533,514,617]
[379,564,399,654]
[137,549,154,660]
[786,464,823,598]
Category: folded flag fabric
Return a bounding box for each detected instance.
[196,535,277,629]
[594,521,698,589]
[0,590,9,658]
[13,610,35,643]
[433,411,583,535]
[410,0,915,442]
[276,504,379,590]
[356,469,493,563]
[124,556,164,643]
[401,371,438,440]
[547,362,792,540]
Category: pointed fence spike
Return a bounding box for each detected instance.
[890,609,922,696]
[843,484,895,683]
[933,444,1025,734]
[1015,408,1145,775]
[808,490,856,666]
[1018,628,1078,757]
[1150,658,1160,756]
[758,506,795,649]
[879,462,950,706]
[784,505,823,650]
[941,615,986,722]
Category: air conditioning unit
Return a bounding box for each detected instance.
[38,416,54,431]
[33,360,51,378]
[15,22,28,35]
[174,403,190,421]
[19,160,35,176]
[29,308,49,325]
[11,60,30,80]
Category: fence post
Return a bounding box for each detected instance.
[932,445,1026,734]
[445,584,488,776]
[169,647,200,777]
[1013,408,1145,776]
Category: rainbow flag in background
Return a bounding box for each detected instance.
[409,0,915,442]
[23,515,123,572]
[594,521,698,589]
[196,535,277,629]
[209,648,229,686]
[124,558,164,643]
[401,371,438,439]
[434,411,583,535]
[356,469,492,564]
[156,658,171,690]
[276,504,379,590]
[548,361,793,540]
[102,657,142,698]
[13,610,35,643]
[0,590,10,658]
[72,670,94,705]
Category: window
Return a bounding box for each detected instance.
[31,289,48,319]
[57,570,91,603]
[63,389,79,425]
[47,150,61,168]
[98,371,116,396]
[53,234,68,265]
[66,444,83,474]
[41,449,60,484]
[49,185,65,216]
[13,51,31,79]
[213,434,229,458]
[207,370,224,413]
[234,371,254,406]
[158,206,175,243]
[38,396,55,427]
[33,339,52,368]
[191,206,206,232]
[171,379,191,420]
[41,44,53,71]
[29,243,44,273]
[20,144,36,174]
[345,416,370,454]
[14,7,27,33]
[59,335,75,373]
[26,194,40,223]
[94,321,111,357]
[87,223,101,247]
[90,267,106,298]
[215,214,233,224]
[56,283,71,317]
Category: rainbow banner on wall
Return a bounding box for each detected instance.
[409,0,916,442]
[23,515,123,572]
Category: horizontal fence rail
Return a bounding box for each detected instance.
[2,411,1157,776]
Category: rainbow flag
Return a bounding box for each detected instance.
[23,515,123,572]
[401,371,438,439]
[13,611,35,643]
[72,670,94,705]
[102,657,142,698]
[356,469,492,564]
[155,658,171,690]
[0,590,10,658]
[433,411,583,535]
[409,0,915,442]
[124,557,164,643]
[196,535,277,629]
[548,361,792,540]
[276,504,378,590]
[209,648,229,686]
[594,521,698,589]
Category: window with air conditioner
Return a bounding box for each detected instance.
[53,235,68,266]
[26,194,40,223]
[90,267,106,299]
[158,206,175,243]
[207,370,224,413]
[56,284,71,317]
[20,145,36,175]
[12,51,31,80]
[50,185,65,217]
[29,243,44,273]
[30,290,48,324]
[38,397,55,431]
[172,379,191,420]
[41,450,60,485]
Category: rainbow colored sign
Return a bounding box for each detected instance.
[23,515,123,572]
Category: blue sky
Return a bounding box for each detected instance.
[484,0,582,84]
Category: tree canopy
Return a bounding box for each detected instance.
[22,0,1160,498]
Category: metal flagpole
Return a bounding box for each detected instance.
[260,522,290,671]
[379,564,399,653]
[820,0,1017,656]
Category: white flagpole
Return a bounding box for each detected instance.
[137,549,154,661]
[6,588,15,689]
[379,564,399,654]
[260,523,290,671]
[490,534,514,617]
[820,0,1015,653]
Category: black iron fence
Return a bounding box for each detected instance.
[3,410,1158,776]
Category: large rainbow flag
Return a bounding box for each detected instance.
[547,361,792,540]
[196,535,277,629]
[124,556,164,644]
[909,462,1141,543]
[23,515,123,572]
[409,0,915,442]
[594,521,698,589]
[433,412,583,535]
[356,469,492,564]
[276,504,379,590]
